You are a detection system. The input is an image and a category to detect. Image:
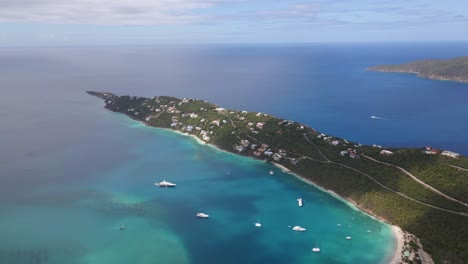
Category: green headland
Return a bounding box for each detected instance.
[88,91,468,264]
[368,56,468,83]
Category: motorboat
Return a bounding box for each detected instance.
[297,198,303,207]
[196,212,209,218]
[269,170,274,175]
[345,236,352,240]
[254,222,262,227]
[156,180,176,187]
[312,247,320,252]
[337,224,342,227]
[292,226,306,232]
[120,226,126,230]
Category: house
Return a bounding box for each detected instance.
[186,125,194,132]
[210,120,220,126]
[247,122,254,127]
[330,140,340,146]
[272,153,282,161]
[340,150,348,156]
[263,150,273,156]
[441,150,460,159]
[380,150,394,156]
[256,122,265,129]
[234,145,245,152]
[215,107,226,112]
[189,113,198,118]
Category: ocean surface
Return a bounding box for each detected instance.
[1,43,468,263]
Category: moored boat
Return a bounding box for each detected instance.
[196,212,209,218]
[297,198,303,207]
[156,180,176,187]
[292,226,306,232]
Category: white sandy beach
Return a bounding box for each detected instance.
[389,225,405,264]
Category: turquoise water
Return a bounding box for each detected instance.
[7,43,468,263]
[0,110,394,263]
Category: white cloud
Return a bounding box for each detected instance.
[0,0,219,25]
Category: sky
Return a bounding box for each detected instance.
[0,0,467,46]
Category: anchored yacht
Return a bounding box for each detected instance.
[156,180,176,187]
[196,212,209,218]
[297,198,303,207]
[292,226,306,232]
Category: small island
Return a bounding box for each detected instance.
[368,56,468,83]
[88,91,468,264]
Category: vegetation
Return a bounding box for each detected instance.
[368,56,468,83]
[87,91,468,264]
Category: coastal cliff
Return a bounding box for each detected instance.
[88,91,468,264]
[367,56,468,83]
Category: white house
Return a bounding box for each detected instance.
[380,150,394,156]
[441,150,460,159]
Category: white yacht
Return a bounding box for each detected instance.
[292,226,306,232]
[312,247,321,252]
[196,212,209,218]
[156,180,176,187]
[269,170,274,175]
[254,222,262,227]
[345,236,352,240]
[297,198,303,207]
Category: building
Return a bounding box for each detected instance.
[380,150,394,156]
[441,150,460,159]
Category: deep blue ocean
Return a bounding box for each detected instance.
[1,43,468,263]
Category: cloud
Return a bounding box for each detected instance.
[0,0,219,25]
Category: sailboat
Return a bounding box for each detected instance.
[269,170,274,175]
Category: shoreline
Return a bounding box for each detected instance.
[125,112,416,264]
[272,162,404,264]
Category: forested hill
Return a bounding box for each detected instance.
[368,56,468,83]
[88,91,468,263]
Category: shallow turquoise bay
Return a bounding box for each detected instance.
[0,111,394,264]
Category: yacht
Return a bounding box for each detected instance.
[254,222,262,227]
[156,180,176,187]
[297,198,303,207]
[196,212,209,218]
[312,247,321,252]
[345,236,352,240]
[269,170,274,175]
[292,226,306,232]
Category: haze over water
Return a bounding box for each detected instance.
[1,43,468,263]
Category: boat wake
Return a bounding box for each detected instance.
[370,115,389,120]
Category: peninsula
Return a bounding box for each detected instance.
[368,56,468,83]
[87,91,468,264]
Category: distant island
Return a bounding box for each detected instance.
[368,56,468,83]
[88,91,468,264]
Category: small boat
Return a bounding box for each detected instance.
[269,170,274,175]
[254,222,262,227]
[367,230,372,233]
[120,226,126,230]
[297,198,303,207]
[312,241,320,252]
[196,212,209,218]
[337,224,342,227]
[345,236,352,240]
[292,226,306,232]
[156,180,176,187]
